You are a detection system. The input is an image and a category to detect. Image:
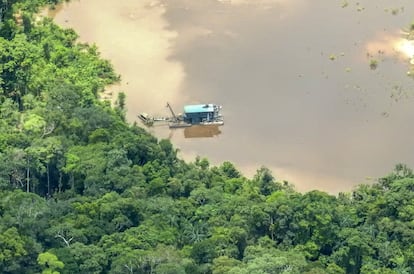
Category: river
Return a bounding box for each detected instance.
[51,0,414,193]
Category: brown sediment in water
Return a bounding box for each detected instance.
[52,0,187,121]
[51,0,414,194]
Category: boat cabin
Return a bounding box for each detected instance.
[183,104,222,124]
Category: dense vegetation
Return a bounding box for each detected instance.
[1,1,414,273]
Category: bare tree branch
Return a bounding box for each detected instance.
[55,231,73,247]
[41,122,55,138]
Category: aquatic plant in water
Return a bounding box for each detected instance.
[369,59,378,70]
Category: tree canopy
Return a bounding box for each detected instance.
[0,1,413,273]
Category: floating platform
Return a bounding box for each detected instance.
[138,102,224,129]
[138,112,154,126]
[169,122,192,128]
[199,120,224,126]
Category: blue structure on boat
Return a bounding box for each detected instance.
[183,104,222,125]
[139,102,224,128]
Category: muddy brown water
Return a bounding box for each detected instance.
[52,0,414,193]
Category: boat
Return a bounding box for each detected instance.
[169,122,193,128]
[179,103,223,127]
[199,119,224,126]
[138,102,224,128]
[138,112,150,122]
[138,112,154,126]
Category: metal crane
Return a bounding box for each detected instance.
[166,102,178,122]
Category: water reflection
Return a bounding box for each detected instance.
[50,0,187,119]
[365,33,414,62]
[184,125,222,138]
[51,0,414,193]
[396,39,414,61]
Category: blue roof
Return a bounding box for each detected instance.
[184,104,215,114]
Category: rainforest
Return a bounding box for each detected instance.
[1,1,414,273]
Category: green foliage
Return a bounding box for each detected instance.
[37,251,64,274]
[0,227,27,272]
[228,244,307,274]
[2,2,414,274]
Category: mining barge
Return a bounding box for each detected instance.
[138,103,224,128]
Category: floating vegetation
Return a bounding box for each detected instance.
[391,8,400,15]
[384,7,404,15]
[341,1,348,8]
[355,2,365,12]
[369,59,378,70]
[328,52,346,61]
[365,49,386,70]
[345,67,352,72]
[389,84,411,103]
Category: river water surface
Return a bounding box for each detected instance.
[52,0,414,193]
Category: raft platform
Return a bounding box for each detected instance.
[138,102,224,129]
